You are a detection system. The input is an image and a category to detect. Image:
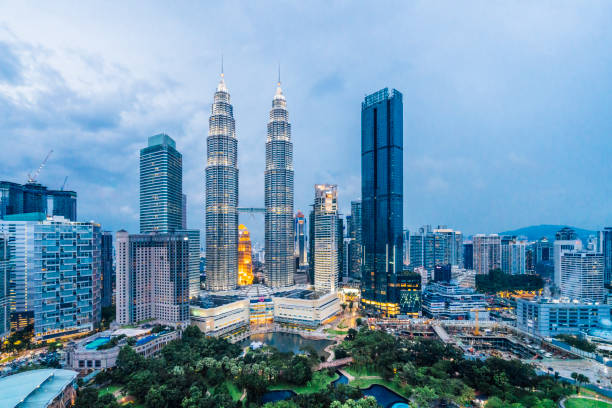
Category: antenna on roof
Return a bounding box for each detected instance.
[221,55,224,77]
[278,62,281,85]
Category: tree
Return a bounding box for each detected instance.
[413,386,438,408]
[330,397,380,408]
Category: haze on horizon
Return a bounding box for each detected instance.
[0,1,610,246]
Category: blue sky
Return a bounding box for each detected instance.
[0,1,611,247]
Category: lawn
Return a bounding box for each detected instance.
[268,371,339,394]
[351,377,409,399]
[325,329,348,336]
[343,365,380,378]
[565,398,612,408]
[217,380,242,401]
[98,384,122,398]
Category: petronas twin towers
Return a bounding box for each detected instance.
[205,72,294,291]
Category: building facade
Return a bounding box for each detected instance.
[265,81,295,288]
[177,229,201,298]
[516,297,610,338]
[140,134,183,234]
[560,251,605,302]
[116,231,189,325]
[472,234,501,275]
[0,235,9,339]
[0,181,77,221]
[0,216,101,340]
[311,185,340,293]
[100,231,113,308]
[347,200,363,280]
[237,224,254,285]
[360,88,403,316]
[601,227,612,286]
[553,229,583,288]
[294,212,307,268]
[509,241,527,275]
[206,74,239,291]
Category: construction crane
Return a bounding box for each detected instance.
[60,176,68,191]
[27,150,53,184]
[470,308,486,336]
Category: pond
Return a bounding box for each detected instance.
[261,390,297,404]
[332,371,349,387]
[242,332,334,358]
[362,384,410,408]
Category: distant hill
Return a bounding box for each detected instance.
[498,225,597,242]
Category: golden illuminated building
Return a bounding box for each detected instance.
[238,224,254,285]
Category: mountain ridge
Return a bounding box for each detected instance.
[498,224,597,242]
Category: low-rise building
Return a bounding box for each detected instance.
[190,296,250,339]
[422,281,488,320]
[516,297,610,338]
[272,289,340,329]
[0,368,78,408]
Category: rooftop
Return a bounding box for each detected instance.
[0,369,77,408]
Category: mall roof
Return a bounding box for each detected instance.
[0,368,77,408]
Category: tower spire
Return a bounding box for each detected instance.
[277,62,281,86]
[221,55,224,77]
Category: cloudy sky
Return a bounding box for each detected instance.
[0,1,611,247]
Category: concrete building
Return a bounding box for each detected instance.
[0,235,9,339]
[140,134,183,234]
[422,281,488,320]
[472,234,501,275]
[116,231,189,325]
[0,215,101,340]
[516,297,610,337]
[361,88,403,316]
[0,180,77,221]
[265,80,295,288]
[100,231,113,308]
[176,229,201,298]
[553,227,583,287]
[560,251,605,302]
[272,289,340,328]
[0,369,78,408]
[312,184,340,293]
[190,296,250,339]
[509,241,527,275]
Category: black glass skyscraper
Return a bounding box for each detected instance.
[360,88,403,316]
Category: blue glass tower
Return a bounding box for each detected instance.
[360,88,403,316]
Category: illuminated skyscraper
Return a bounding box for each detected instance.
[313,184,339,293]
[294,212,307,267]
[265,79,294,287]
[205,73,238,291]
[361,88,403,316]
[238,224,254,285]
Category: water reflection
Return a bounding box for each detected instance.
[243,332,334,357]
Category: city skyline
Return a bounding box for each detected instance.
[0,2,612,246]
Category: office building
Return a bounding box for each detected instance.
[361,88,403,316]
[0,180,77,221]
[265,79,295,288]
[516,297,610,337]
[601,227,612,285]
[553,228,582,287]
[312,184,340,293]
[472,234,501,275]
[206,73,239,291]
[500,235,514,274]
[509,241,527,275]
[408,226,463,271]
[0,235,9,339]
[116,230,189,325]
[294,212,307,268]
[182,194,187,229]
[177,229,201,298]
[534,237,553,264]
[348,200,362,280]
[393,272,422,317]
[0,369,78,408]
[0,215,101,340]
[560,251,605,302]
[433,264,452,282]
[463,241,473,269]
[140,134,183,233]
[100,231,113,308]
[422,281,488,320]
[237,224,254,286]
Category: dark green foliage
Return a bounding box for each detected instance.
[476,269,543,293]
[555,334,597,353]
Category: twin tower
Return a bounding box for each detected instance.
[205,73,294,291]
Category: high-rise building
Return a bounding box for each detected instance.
[312,184,340,293]
[509,241,527,275]
[100,231,113,308]
[600,227,612,286]
[337,216,344,285]
[0,181,77,221]
[408,226,462,270]
[472,234,501,275]
[140,134,183,233]
[0,235,9,339]
[500,235,514,274]
[238,224,254,286]
[182,194,187,229]
[0,215,101,340]
[348,200,362,280]
[265,79,295,288]
[560,251,604,302]
[177,229,201,298]
[116,230,189,325]
[294,212,308,268]
[361,88,403,316]
[553,228,582,287]
[463,241,473,270]
[534,237,553,264]
[205,73,238,291]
